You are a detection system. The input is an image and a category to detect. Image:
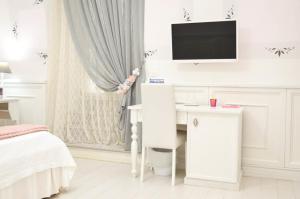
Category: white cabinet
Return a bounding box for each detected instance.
[285,89,300,169]
[210,88,286,168]
[3,82,47,125]
[185,108,243,189]
[0,99,20,125]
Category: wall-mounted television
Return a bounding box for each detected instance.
[171,20,237,63]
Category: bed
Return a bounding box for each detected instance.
[0,130,76,199]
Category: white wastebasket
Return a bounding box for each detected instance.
[150,148,172,176]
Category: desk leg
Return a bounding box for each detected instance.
[131,111,138,178]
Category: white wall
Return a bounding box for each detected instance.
[0,0,47,82]
[145,0,300,86]
[1,0,299,86]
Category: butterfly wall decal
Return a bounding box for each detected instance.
[144,49,158,59]
[34,0,44,5]
[225,5,235,19]
[183,8,192,22]
[12,22,18,39]
[265,47,295,57]
[38,52,48,64]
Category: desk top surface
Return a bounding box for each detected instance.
[128,104,243,114]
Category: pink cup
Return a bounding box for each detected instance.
[210,98,217,107]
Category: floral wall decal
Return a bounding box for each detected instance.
[12,22,18,39]
[183,8,192,22]
[144,49,158,59]
[225,5,235,19]
[265,47,295,57]
[37,52,48,64]
[34,0,44,5]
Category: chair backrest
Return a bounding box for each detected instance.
[141,84,177,149]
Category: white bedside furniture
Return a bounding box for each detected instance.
[0,98,20,125]
[128,104,243,189]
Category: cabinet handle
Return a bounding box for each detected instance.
[193,118,198,127]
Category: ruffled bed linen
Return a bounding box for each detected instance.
[0,167,73,199]
[0,131,76,198]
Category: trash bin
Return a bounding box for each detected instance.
[150,148,172,176]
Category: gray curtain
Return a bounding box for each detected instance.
[63,0,145,150]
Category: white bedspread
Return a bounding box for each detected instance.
[0,131,76,190]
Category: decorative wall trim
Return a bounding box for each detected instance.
[34,0,44,5]
[175,83,300,89]
[285,90,300,169]
[4,95,36,99]
[37,52,48,64]
[175,86,209,104]
[243,166,300,181]
[144,49,158,59]
[225,5,235,19]
[211,89,284,96]
[226,103,270,150]
[12,22,18,39]
[183,8,192,22]
[265,47,295,57]
[69,147,132,164]
[289,92,298,162]
[4,81,47,85]
[209,87,286,168]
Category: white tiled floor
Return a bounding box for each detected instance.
[53,158,300,199]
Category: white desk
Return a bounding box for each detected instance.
[128,104,243,179]
[0,98,20,124]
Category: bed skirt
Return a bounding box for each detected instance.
[0,167,74,199]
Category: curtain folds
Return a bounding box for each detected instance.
[63,0,145,149]
[47,0,125,150]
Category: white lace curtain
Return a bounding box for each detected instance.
[46,0,125,150]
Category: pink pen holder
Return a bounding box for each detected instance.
[210,98,217,107]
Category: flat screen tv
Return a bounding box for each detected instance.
[171,20,237,63]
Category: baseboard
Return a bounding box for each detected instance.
[243,166,300,181]
[68,147,300,181]
[70,146,185,168]
[184,176,241,190]
[69,147,132,164]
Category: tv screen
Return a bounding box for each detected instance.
[171,21,237,61]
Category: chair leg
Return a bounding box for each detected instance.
[140,146,146,182]
[171,149,176,186]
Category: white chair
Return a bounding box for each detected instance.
[140,84,185,186]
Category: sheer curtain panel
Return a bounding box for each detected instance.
[46,0,124,150]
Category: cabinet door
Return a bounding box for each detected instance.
[186,112,241,183]
[210,88,286,168]
[285,89,300,169]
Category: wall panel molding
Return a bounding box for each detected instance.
[285,89,300,169]
[209,87,286,168]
